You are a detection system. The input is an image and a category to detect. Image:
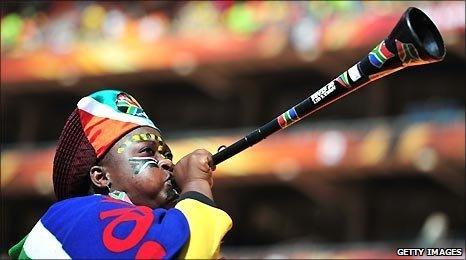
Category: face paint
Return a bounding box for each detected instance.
[117,133,163,154]
[157,135,164,153]
[128,156,159,175]
[117,140,133,153]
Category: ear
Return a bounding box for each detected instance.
[90,166,110,188]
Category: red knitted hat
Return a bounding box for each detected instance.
[53,90,158,200]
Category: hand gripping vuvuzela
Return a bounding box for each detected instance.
[212,7,446,165]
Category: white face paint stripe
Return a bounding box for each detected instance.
[139,161,157,173]
[23,220,71,259]
[128,157,159,175]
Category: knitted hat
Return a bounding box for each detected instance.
[53,90,159,200]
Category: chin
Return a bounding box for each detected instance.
[156,188,178,209]
[162,200,176,209]
[165,189,179,208]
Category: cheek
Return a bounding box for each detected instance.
[135,169,166,193]
[108,160,142,188]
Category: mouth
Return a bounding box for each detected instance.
[165,179,175,190]
[163,170,172,182]
[164,171,180,196]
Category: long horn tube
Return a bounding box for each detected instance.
[212,7,445,166]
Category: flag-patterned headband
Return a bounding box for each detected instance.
[77,90,160,158]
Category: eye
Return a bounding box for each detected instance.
[164,152,173,160]
[140,147,155,155]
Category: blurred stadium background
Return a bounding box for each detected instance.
[1,1,464,259]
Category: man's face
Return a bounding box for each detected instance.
[100,126,178,209]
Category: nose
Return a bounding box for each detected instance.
[158,158,174,171]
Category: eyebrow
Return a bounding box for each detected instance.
[117,133,165,154]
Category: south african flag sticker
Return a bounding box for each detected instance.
[278,107,300,128]
[335,71,350,88]
[368,41,394,68]
[395,39,421,65]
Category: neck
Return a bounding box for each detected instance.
[108,190,133,204]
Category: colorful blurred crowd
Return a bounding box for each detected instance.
[2,1,464,85]
[2,1,464,55]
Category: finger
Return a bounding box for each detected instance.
[204,155,214,169]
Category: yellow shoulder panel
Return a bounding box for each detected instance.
[175,198,233,259]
